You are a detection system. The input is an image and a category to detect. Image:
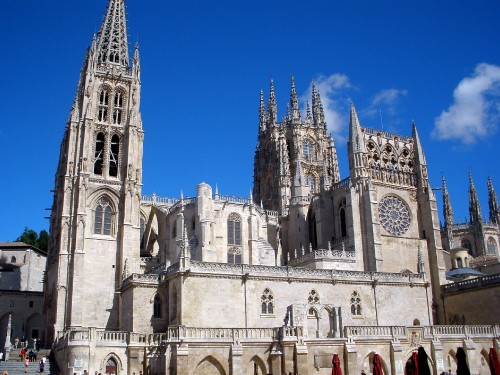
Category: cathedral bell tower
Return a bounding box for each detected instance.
[44,0,144,343]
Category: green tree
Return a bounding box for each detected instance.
[16,227,38,247]
[37,230,49,252]
[15,228,49,251]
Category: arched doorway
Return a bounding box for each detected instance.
[249,355,267,375]
[105,357,118,374]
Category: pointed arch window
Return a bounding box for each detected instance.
[261,288,274,315]
[140,218,145,252]
[94,133,105,175]
[227,213,241,246]
[94,197,113,236]
[487,237,497,255]
[303,140,314,160]
[340,207,347,237]
[98,89,109,122]
[307,175,316,193]
[227,247,242,264]
[461,239,473,255]
[153,294,161,318]
[350,291,362,316]
[109,134,120,177]
[105,357,118,375]
[113,91,124,125]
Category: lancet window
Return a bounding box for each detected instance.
[303,141,314,160]
[94,133,105,175]
[153,295,161,318]
[98,89,109,122]
[487,237,497,255]
[461,239,473,254]
[307,175,316,193]
[109,134,120,177]
[339,203,347,238]
[261,288,274,314]
[140,218,145,252]
[94,197,113,236]
[227,213,241,246]
[113,91,124,125]
[350,291,362,316]
[227,247,242,264]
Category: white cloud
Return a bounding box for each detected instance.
[364,88,408,117]
[432,63,500,144]
[299,73,352,142]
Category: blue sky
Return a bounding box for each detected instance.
[1,0,499,241]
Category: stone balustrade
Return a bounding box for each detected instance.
[56,324,499,350]
[164,261,426,285]
[442,274,500,293]
[364,126,413,143]
[288,248,355,266]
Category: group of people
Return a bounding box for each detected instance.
[19,348,46,373]
[14,336,37,350]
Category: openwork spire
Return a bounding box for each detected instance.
[349,102,365,153]
[259,89,266,132]
[96,0,130,67]
[311,82,325,127]
[488,176,499,224]
[468,171,482,223]
[268,80,277,125]
[442,176,454,229]
[290,76,301,122]
[412,121,427,165]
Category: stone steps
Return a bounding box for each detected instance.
[0,357,60,375]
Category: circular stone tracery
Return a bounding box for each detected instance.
[379,195,410,236]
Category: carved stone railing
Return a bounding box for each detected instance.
[345,325,500,340]
[215,194,253,205]
[363,126,413,143]
[160,260,425,285]
[290,196,312,205]
[442,274,500,293]
[332,177,351,190]
[423,325,500,338]
[141,194,178,206]
[55,326,297,348]
[344,326,406,339]
[54,324,500,351]
[288,248,356,266]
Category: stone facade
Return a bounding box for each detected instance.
[0,242,46,359]
[44,1,500,374]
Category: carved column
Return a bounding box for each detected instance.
[391,340,404,375]
[230,344,243,375]
[431,339,445,375]
[344,339,359,375]
[174,343,189,374]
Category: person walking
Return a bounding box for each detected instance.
[14,337,19,348]
[39,358,45,374]
[24,356,29,373]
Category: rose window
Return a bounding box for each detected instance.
[379,196,410,236]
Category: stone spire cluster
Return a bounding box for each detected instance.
[468,172,482,223]
[253,77,340,213]
[488,176,499,224]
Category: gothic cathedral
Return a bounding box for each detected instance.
[43,1,500,374]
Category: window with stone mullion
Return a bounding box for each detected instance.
[227,215,241,246]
